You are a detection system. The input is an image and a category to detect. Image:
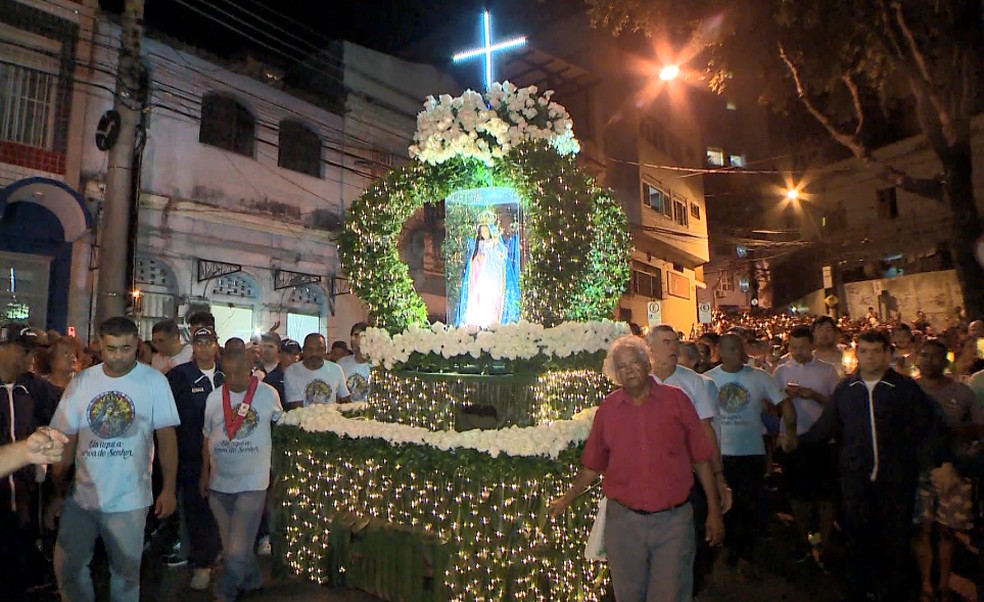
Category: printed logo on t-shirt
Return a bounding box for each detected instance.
[233,406,259,440]
[717,382,751,414]
[86,391,136,439]
[304,379,334,405]
[347,373,368,402]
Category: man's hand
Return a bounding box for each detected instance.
[716,475,733,514]
[705,510,725,546]
[547,494,573,519]
[930,462,960,493]
[199,472,209,499]
[155,488,177,518]
[24,427,69,465]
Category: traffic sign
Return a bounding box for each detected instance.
[698,302,713,324]
[647,301,662,326]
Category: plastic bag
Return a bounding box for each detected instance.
[584,496,608,562]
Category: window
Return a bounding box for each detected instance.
[632,262,663,299]
[287,312,320,342]
[278,120,321,177]
[729,154,746,168]
[824,201,848,231]
[200,93,255,157]
[643,182,670,216]
[672,199,688,227]
[706,147,725,166]
[726,100,737,111]
[0,63,57,149]
[211,306,253,346]
[718,272,735,292]
[877,187,898,219]
[690,202,700,220]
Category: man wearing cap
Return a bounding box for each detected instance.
[0,323,48,601]
[337,323,371,403]
[164,326,223,589]
[50,316,180,602]
[263,339,299,410]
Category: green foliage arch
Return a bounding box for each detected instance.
[339,142,632,333]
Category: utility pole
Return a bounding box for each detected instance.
[94,0,145,327]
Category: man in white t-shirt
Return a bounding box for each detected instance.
[283,333,350,410]
[646,325,731,598]
[151,319,192,374]
[200,348,282,602]
[50,316,181,602]
[336,322,371,403]
[773,326,841,568]
[705,333,796,575]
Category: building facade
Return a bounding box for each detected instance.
[0,0,97,335]
[2,0,457,343]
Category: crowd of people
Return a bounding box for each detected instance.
[3,306,984,602]
[0,312,370,602]
[553,309,984,602]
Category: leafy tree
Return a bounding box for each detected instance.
[585,0,984,317]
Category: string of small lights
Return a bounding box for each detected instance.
[339,141,632,334]
[365,369,613,431]
[273,427,610,600]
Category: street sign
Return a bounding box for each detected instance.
[698,302,713,324]
[647,301,662,326]
[822,265,833,289]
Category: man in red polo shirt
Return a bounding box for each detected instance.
[550,336,724,602]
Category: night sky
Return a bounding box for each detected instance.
[100,0,584,68]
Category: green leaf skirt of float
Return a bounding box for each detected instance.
[272,425,611,601]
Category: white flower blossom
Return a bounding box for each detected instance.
[408,82,580,165]
[281,403,598,459]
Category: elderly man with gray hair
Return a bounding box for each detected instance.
[550,335,724,602]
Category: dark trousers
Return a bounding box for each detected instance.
[841,475,918,602]
[0,509,31,602]
[689,482,712,595]
[179,475,221,569]
[722,455,765,564]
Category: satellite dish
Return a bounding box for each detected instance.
[95,110,121,151]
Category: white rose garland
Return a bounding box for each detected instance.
[360,320,629,370]
[408,82,580,166]
[280,403,598,459]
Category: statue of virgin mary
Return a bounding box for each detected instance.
[454,214,520,328]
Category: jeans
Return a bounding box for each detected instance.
[604,499,695,602]
[54,497,147,602]
[209,489,266,601]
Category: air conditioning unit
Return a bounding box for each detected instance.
[715,289,728,298]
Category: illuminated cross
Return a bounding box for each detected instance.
[452,10,527,91]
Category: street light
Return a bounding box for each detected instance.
[785,187,800,201]
[659,64,680,81]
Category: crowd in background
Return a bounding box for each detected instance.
[603,308,984,602]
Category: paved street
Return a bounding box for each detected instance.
[26,510,976,601]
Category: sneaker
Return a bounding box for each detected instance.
[190,568,210,591]
[794,550,813,564]
[256,535,271,557]
[164,553,188,567]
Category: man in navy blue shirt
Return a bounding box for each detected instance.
[166,327,223,590]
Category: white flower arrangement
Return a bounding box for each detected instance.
[408,81,581,166]
[280,402,597,459]
[361,320,629,370]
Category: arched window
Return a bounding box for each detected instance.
[278,120,321,177]
[199,93,255,157]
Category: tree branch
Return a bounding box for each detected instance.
[892,1,952,133]
[778,42,944,202]
[842,73,864,137]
